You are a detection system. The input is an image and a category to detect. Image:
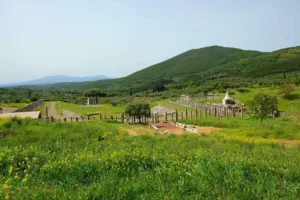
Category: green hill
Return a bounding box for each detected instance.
[21,45,300,92]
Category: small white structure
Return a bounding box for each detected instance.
[222,89,235,107]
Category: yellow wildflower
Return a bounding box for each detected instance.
[22,178,28,183]
[3,183,9,190]
[8,166,13,175]
[132,141,137,146]
[5,194,9,200]
[14,175,19,179]
[5,178,11,184]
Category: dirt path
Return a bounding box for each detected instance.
[48,102,62,119]
[151,122,222,135]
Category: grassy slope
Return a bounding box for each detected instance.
[0,118,299,199]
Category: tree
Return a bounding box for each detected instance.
[30,96,39,102]
[279,84,295,97]
[248,93,277,123]
[125,102,151,123]
[84,89,107,97]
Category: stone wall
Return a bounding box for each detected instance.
[14,101,44,112]
[170,95,244,117]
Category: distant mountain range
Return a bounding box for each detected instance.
[1,75,112,87]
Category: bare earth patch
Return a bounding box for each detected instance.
[154,122,183,134]
[1,107,18,113]
[152,122,222,135]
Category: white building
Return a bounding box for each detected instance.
[222,89,235,107]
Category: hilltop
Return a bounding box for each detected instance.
[16,45,300,92]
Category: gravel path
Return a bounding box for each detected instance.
[47,102,62,119]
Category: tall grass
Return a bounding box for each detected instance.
[184,117,300,140]
[0,119,299,199]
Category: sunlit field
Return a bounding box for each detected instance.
[0,117,299,199]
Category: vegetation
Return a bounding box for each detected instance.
[0,118,299,199]
[125,102,151,123]
[248,93,278,123]
[1,45,300,199]
[55,101,126,116]
[184,117,300,140]
[279,84,296,98]
[0,103,29,108]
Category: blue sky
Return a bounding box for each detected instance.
[1,0,299,84]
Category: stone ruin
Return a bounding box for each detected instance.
[151,105,175,116]
[86,96,98,105]
[222,89,237,107]
[175,122,200,133]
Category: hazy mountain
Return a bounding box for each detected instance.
[5,45,300,90]
[46,45,300,90]
[2,75,112,87]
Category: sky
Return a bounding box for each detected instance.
[1,0,300,84]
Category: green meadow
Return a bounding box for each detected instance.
[0,117,299,199]
[55,101,126,116]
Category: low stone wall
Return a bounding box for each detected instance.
[14,101,44,112]
[63,109,83,118]
[175,122,200,133]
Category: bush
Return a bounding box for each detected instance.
[237,88,250,93]
[279,84,296,97]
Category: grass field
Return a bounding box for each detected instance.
[184,117,300,141]
[55,101,126,116]
[0,117,299,199]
